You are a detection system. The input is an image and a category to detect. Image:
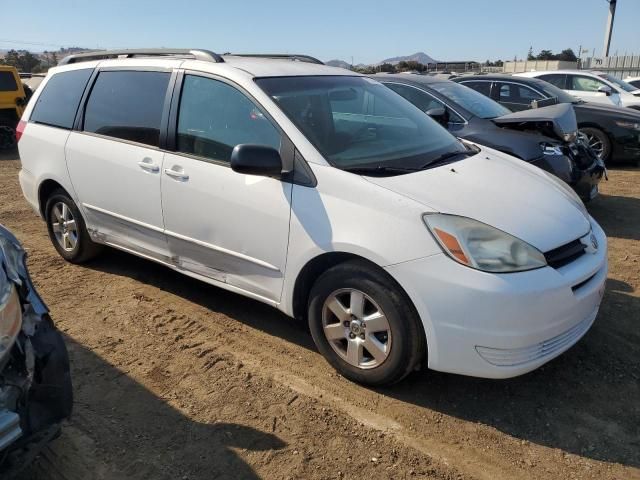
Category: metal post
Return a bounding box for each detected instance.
[603,0,617,57]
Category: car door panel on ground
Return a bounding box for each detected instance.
[161,73,292,302]
[65,70,171,261]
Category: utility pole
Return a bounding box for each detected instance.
[603,0,617,57]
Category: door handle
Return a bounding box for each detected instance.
[164,167,189,181]
[138,159,159,173]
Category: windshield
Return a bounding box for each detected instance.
[256,76,467,172]
[595,73,638,93]
[427,81,511,119]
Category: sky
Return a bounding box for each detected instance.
[1,0,639,64]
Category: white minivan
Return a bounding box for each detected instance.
[17,50,607,385]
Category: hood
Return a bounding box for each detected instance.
[363,149,591,253]
[461,124,550,162]
[575,101,640,120]
[492,103,577,142]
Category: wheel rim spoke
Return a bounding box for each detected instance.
[324,323,346,341]
[326,296,350,323]
[346,340,362,366]
[364,312,388,332]
[364,336,387,363]
[349,290,365,319]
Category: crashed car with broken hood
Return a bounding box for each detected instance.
[374,74,605,201]
[0,224,72,475]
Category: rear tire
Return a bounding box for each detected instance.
[308,260,425,386]
[579,127,611,163]
[45,190,102,263]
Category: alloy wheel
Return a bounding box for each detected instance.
[579,130,604,160]
[51,202,78,252]
[321,288,392,369]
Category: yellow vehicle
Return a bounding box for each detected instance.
[0,65,28,149]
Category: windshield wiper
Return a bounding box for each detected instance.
[342,165,419,176]
[419,149,476,169]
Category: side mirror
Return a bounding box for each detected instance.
[425,106,448,125]
[597,85,612,96]
[231,144,283,178]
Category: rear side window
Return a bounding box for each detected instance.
[538,74,567,89]
[459,80,491,97]
[84,70,170,147]
[0,71,18,91]
[30,69,93,129]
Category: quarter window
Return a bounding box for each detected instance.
[176,75,281,163]
[83,70,170,147]
[30,69,93,129]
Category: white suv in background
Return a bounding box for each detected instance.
[517,70,640,109]
[17,49,607,385]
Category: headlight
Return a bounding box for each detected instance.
[423,214,547,273]
[540,142,564,156]
[0,284,22,362]
[615,120,640,131]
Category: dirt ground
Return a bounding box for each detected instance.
[1,147,638,480]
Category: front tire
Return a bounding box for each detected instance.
[45,190,102,263]
[308,260,425,386]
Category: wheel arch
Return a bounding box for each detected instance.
[38,179,71,217]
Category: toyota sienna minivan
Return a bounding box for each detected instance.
[17,49,607,386]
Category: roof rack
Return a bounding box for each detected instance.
[58,48,224,66]
[226,53,324,65]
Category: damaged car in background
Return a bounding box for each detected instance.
[375,74,605,201]
[0,224,72,477]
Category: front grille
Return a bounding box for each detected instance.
[545,239,586,269]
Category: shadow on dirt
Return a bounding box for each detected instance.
[16,336,286,480]
[589,192,640,241]
[0,147,18,161]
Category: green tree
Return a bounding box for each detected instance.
[527,46,534,60]
[556,48,577,62]
[536,49,555,60]
[379,63,395,73]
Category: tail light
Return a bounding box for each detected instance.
[15,120,26,143]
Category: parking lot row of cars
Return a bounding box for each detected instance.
[1,49,635,473]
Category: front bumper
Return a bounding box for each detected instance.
[385,218,607,379]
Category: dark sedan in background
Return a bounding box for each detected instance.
[373,74,604,201]
[454,74,640,165]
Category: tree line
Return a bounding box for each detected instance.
[0,49,63,73]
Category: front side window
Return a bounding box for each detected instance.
[385,83,465,123]
[0,71,18,91]
[83,70,170,147]
[257,76,466,172]
[569,75,607,92]
[30,69,93,129]
[177,75,281,163]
